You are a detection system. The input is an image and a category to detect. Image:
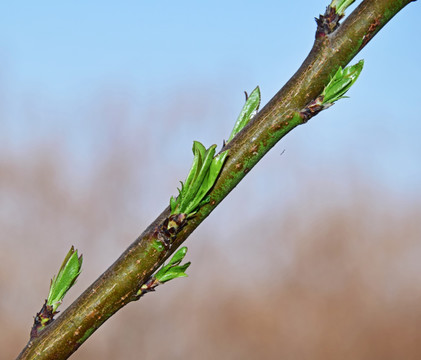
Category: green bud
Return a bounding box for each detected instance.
[154,247,191,284]
[228,86,261,143]
[330,0,356,15]
[171,141,228,216]
[47,246,83,313]
[322,60,364,105]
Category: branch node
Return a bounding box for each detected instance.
[154,213,188,249]
[299,96,324,122]
[315,6,343,38]
[30,300,56,339]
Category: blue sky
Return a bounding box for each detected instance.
[1,1,420,198]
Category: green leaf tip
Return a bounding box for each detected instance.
[154,247,191,284]
[330,0,356,15]
[322,60,364,105]
[47,246,83,313]
[170,141,228,216]
[228,86,261,142]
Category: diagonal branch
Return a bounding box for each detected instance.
[16,0,416,359]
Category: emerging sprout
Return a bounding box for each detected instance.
[322,60,364,105]
[299,60,364,122]
[154,247,191,284]
[228,86,261,143]
[330,0,356,15]
[136,247,191,297]
[169,87,261,217]
[31,246,83,338]
[170,141,228,216]
[47,246,83,313]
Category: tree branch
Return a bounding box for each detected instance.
[16,0,416,359]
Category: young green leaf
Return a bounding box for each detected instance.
[228,86,261,142]
[322,60,364,105]
[171,141,228,216]
[167,246,188,266]
[330,0,355,15]
[154,247,191,284]
[47,246,83,313]
[170,195,178,213]
[184,141,206,190]
[179,143,216,213]
[190,150,228,213]
[170,142,205,213]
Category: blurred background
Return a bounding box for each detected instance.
[2,1,421,359]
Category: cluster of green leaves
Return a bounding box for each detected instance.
[227,86,261,143]
[170,87,261,217]
[322,60,364,105]
[154,247,191,284]
[47,246,83,313]
[170,141,228,216]
[330,0,356,15]
[163,88,262,292]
